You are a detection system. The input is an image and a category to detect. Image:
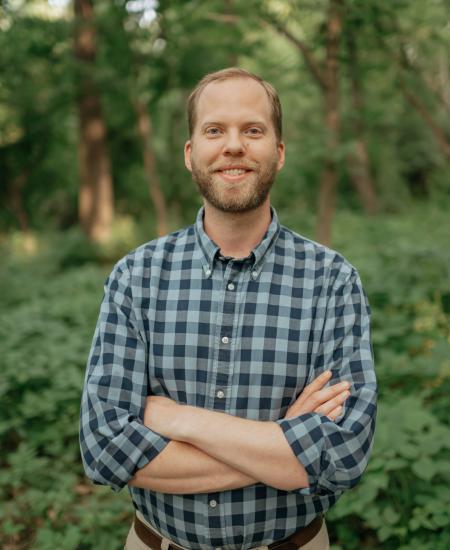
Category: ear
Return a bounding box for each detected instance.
[276,141,285,171]
[184,140,192,172]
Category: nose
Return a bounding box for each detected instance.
[223,129,245,156]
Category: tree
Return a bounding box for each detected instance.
[0,3,77,233]
[74,0,114,242]
[372,3,450,164]
[262,0,344,246]
[343,12,378,214]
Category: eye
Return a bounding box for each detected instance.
[246,127,263,136]
[205,127,222,136]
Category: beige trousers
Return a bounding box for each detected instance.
[124,511,330,550]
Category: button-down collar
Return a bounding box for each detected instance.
[194,206,281,279]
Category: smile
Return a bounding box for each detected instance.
[215,167,253,182]
[221,169,248,176]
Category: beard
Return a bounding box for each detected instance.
[190,157,279,213]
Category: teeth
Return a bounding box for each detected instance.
[222,169,247,176]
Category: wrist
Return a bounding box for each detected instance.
[173,405,209,444]
[172,404,198,442]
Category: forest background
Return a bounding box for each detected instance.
[1,0,449,549]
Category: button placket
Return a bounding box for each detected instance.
[209,260,239,412]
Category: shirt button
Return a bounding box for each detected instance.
[227,282,235,291]
[216,390,225,399]
[209,499,217,508]
[205,269,211,276]
[221,336,229,344]
[252,270,258,278]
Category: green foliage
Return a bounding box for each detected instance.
[318,206,450,549]
[328,397,450,548]
[0,238,134,549]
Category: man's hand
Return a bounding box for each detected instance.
[284,371,350,421]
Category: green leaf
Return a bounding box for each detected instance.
[412,457,436,481]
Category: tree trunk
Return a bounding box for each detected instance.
[134,100,169,237]
[116,2,169,237]
[74,0,114,242]
[345,26,378,215]
[437,51,450,109]
[9,170,30,233]
[315,0,343,247]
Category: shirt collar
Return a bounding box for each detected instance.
[194,206,281,279]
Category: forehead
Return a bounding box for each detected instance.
[195,77,272,125]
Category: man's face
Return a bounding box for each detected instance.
[184,77,285,213]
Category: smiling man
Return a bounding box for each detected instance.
[80,68,377,550]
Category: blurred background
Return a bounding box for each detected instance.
[1,0,449,548]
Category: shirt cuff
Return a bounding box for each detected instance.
[93,420,171,492]
[275,413,335,496]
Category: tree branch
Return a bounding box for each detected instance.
[259,12,327,92]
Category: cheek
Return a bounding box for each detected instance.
[193,144,221,165]
[254,146,279,165]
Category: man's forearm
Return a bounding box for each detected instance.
[128,440,258,494]
[174,407,308,491]
[146,402,309,491]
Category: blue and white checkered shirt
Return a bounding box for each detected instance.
[80,207,377,550]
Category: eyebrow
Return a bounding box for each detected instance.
[200,121,268,130]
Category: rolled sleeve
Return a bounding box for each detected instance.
[276,269,377,497]
[79,260,170,492]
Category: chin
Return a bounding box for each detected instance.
[209,195,269,214]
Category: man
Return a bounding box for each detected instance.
[79,68,377,550]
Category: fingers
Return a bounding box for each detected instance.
[326,405,343,421]
[312,381,350,408]
[315,389,350,416]
[300,370,332,399]
[284,372,351,420]
[301,380,350,413]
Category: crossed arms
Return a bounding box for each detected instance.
[80,263,377,496]
[128,371,351,493]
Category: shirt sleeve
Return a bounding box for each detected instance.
[79,260,170,492]
[275,268,377,497]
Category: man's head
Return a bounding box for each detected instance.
[184,68,285,214]
[187,68,283,144]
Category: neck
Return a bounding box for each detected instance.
[203,199,272,258]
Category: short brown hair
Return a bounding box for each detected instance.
[187,67,283,143]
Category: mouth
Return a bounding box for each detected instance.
[215,167,253,182]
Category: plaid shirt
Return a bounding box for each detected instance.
[80,207,377,550]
